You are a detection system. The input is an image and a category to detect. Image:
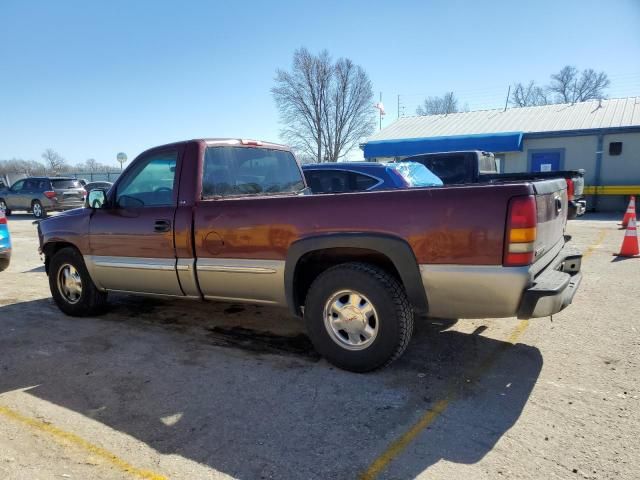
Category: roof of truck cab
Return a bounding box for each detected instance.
[200,138,290,150]
[135,138,292,159]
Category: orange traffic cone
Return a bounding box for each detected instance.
[615,216,639,257]
[621,196,636,228]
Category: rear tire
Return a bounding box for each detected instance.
[0,199,10,216]
[304,262,414,372]
[48,247,107,316]
[32,200,47,219]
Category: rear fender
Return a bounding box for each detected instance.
[285,233,428,317]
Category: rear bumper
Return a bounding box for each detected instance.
[568,199,587,219]
[517,246,582,319]
[419,244,582,320]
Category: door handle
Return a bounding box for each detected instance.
[554,196,562,215]
[154,219,171,232]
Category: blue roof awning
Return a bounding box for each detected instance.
[363,132,524,158]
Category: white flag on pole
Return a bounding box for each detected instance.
[374,102,386,116]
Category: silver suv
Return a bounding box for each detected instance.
[0,177,85,218]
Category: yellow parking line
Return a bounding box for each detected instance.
[582,229,607,259]
[359,319,529,480]
[360,228,606,479]
[0,405,167,480]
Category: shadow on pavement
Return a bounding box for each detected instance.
[0,298,542,479]
[21,265,46,273]
[572,212,621,222]
[611,255,639,262]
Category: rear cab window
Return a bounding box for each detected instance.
[51,179,81,189]
[202,147,305,198]
[416,154,474,184]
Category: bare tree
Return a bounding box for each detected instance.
[0,159,47,178]
[85,158,99,172]
[416,92,459,115]
[321,58,375,162]
[548,66,610,103]
[510,81,549,107]
[273,48,374,162]
[41,148,66,174]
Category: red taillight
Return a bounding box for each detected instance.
[0,214,6,224]
[566,178,575,201]
[44,191,57,199]
[504,195,537,266]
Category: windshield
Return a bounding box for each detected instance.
[202,147,305,198]
[387,162,443,187]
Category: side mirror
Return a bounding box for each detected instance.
[87,189,107,209]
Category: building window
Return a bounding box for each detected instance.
[609,142,623,156]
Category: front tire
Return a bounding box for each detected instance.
[32,200,47,219]
[49,247,107,316]
[0,199,10,216]
[304,262,414,372]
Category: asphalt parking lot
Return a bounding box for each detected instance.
[0,213,638,479]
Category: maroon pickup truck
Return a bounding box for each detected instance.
[38,139,582,372]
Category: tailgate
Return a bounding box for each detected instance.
[50,179,85,204]
[532,178,568,270]
[57,188,85,204]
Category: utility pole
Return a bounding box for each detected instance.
[503,85,511,112]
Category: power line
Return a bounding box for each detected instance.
[397,77,640,115]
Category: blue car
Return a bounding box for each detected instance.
[0,208,11,272]
[302,161,443,194]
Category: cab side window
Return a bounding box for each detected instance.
[116,152,177,208]
[10,180,25,192]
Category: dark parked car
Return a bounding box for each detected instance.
[84,181,113,193]
[0,208,11,271]
[0,177,86,218]
[400,151,586,218]
[302,161,443,194]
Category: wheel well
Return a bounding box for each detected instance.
[292,248,403,314]
[43,242,80,275]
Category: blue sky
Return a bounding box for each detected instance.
[1,0,639,165]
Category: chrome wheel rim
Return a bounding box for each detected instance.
[33,203,42,217]
[323,290,378,350]
[0,201,6,212]
[56,263,83,304]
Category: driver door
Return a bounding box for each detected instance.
[87,147,184,295]
[6,179,27,210]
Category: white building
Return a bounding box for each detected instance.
[363,97,640,211]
